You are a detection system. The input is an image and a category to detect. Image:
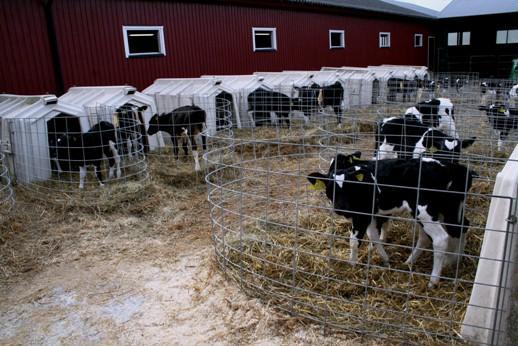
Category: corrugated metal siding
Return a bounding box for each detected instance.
[0,0,57,95]
[2,0,431,94]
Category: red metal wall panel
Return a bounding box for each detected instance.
[2,0,432,94]
[0,0,57,95]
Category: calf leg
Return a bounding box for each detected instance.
[349,230,361,265]
[52,158,63,174]
[126,138,133,159]
[404,226,431,265]
[107,141,121,179]
[193,132,204,171]
[172,136,180,160]
[279,112,290,128]
[417,205,449,287]
[366,219,389,266]
[94,162,104,187]
[333,106,342,125]
[79,166,87,189]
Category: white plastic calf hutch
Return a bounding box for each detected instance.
[59,86,161,150]
[199,74,274,128]
[320,67,379,106]
[143,78,239,135]
[0,94,88,184]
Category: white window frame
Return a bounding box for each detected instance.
[122,25,166,58]
[379,32,391,48]
[329,30,345,49]
[252,27,277,51]
[414,34,423,47]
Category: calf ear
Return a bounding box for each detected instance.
[138,105,148,112]
[307,172,327,191]
[352,151,362,160]
[462,137,476,148]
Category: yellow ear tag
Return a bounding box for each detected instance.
[499,106,506,113]
[310,180,326,191]
[356,173,364,182]
[428,146,438,153]
[349,157,353,164]
[352,156,361,161]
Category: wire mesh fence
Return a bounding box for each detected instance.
[3,105,150,205]
[205,91,518,343]
[0,153,14,216]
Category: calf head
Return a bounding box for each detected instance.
[308,165,377,217]
[415,99,441,127]
[147,113,162,136]
[414,129,475,162]
[328,151,362,174]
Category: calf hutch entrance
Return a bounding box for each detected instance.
[205,108,518,344]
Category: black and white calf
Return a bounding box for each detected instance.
[114,103,149,158]
[53,121,121,189]
[147,105,206,171]
[247,88,298,127]
[481,103,518,151]
[317,81,345,124]
[405,98,457,138]
[375,114,474,162]
[293,81,345,124]
[308,155,474,287]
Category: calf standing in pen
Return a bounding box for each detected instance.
[247,88,298,127]
[147,105,206,171]
[480,103,518,151]
[308,154,474,287]
[293,82,345,125]
[114,103,149,158]
[375,98,474,161]
[53,121,121,189]
[375,116,474,162]
[317,81,345,125]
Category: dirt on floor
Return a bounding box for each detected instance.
[0,158,380,346]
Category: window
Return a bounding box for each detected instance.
[447,31,471,46]
[414,34,423,47]
[329,30,345,49]
[252,27,277,51]
[448,32,458,46]
[496,29,518,44]
[379,32,391,48]
[122,26,165,58]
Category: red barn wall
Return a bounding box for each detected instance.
[1,0,432,95]
[0,0,57,95]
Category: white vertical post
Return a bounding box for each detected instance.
[462,145,518,344]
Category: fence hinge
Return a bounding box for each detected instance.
[506,216,517,224]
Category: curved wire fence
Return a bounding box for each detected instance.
[1,153,14,216]
[205,94,518,343]
[4,105,150,205]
